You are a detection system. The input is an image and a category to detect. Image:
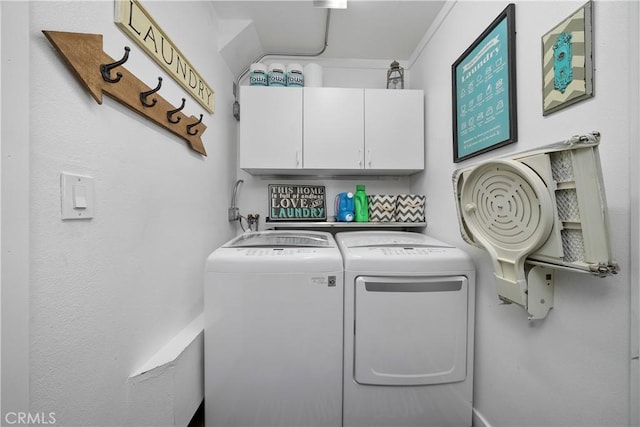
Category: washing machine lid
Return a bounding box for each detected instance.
[225,230,334,248]
[208,230,342,273]
[335,231,453,249]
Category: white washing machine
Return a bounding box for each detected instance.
[335,231,475,427]
[204,230,343,427]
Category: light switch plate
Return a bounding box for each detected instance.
[61,172,94,220]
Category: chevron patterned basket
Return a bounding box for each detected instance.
[368,195,397,222]
[395,194,426,222]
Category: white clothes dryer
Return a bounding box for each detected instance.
[204,230,343,427]
[335,231,476,427]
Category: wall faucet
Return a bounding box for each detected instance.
[247,214,260,232]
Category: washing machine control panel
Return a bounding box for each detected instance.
[241,248,322,256]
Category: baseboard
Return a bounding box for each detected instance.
[128,314,204,427]
[130,314,204,379]
[473,408,492,427]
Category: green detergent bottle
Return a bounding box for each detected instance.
[354,184,369,222]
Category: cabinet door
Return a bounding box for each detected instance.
[364,89,424,171]
[303,88,364,170]
[240,86,303,171]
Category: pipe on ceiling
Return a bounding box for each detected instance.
[232,9,332,120]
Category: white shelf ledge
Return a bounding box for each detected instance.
[265,221,426,230]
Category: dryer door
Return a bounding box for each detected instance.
[354,276,468,386]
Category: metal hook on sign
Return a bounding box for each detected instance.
[167,98,186,124]
[100,46,130,83]
[186,114,203,136]
[140,77,163,107]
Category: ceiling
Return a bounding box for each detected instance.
[210,0,447,65]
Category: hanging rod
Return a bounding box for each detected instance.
[232,9,332,120]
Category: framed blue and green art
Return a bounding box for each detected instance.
[541,1,593,116]
[452,4,517,163]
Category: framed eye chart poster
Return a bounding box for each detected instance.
[452,4,518,163]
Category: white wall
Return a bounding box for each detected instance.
[1,3,2,413]
[1,0,4,418]
[1,1,31,421]
[410,1,636,426]
[629,1,640,423]
[21,1,237,425]
[631,2,640,423]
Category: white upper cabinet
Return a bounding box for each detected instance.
[239,86,424,175]
[364,89,424,171]
[239,86,303,171]
[303,88,364,170]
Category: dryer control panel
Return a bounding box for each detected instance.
[377,247,448,256]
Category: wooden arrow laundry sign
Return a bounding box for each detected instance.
[114,0,215,114]
[42,30,207,156]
